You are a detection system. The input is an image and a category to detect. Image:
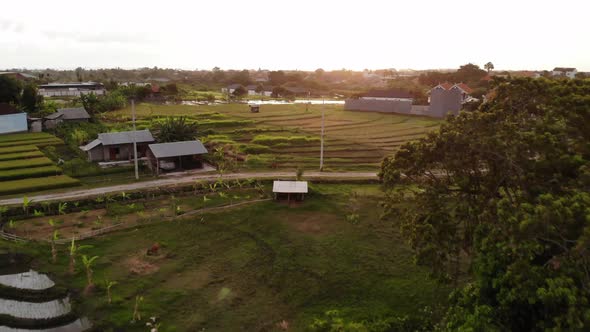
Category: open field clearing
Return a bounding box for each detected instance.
[6,184,449,331]
[108,103,440,171]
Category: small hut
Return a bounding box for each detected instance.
[249,104,260,113]
[272,181,308,202]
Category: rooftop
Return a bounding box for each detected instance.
[273,181,308,194]
[39,82,105,89]
[45,107,90,120]
[148,140,208,159]
[99,129,154,146]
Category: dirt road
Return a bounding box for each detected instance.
[0,171,378,206]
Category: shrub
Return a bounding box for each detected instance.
[0,175,80,195]
[0,166,62,181]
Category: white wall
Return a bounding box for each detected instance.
[0,113,28,134]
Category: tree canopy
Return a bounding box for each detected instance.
[154,116,198,142]
[380,78,590,330]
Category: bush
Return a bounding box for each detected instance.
[0,175,80,195]
[0,165,61,181]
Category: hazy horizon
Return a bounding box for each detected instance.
[2,0,589,72]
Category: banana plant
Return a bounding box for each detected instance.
[58,202,68,215]
[121,191,129,200]
[105,279,118,304]
[33,209,45,217]
[69,238,92,274]
[22,196,33,216]
[50,230,59,263]
[82,255,99,288]
[132,295,144,322]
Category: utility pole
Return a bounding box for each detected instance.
[319,98,325,171]
[131,99,139,180]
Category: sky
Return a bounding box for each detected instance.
[1,0,589,72]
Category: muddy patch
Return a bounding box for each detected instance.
[122,251,163,276]
[163,267,212,290]
[281,212,339,235]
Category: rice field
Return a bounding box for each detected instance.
[109,103,439,171]
[0,133,79,196]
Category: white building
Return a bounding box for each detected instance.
[552,67,577,79]
[38,82,106,97]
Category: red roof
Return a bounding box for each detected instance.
[454,83,473,94]
[431,82,473,95]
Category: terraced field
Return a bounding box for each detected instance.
[109,103,440,170]
[0,133,80,196]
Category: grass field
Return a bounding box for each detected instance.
[8,184,448,331]
[108,103,439,171]
[0,133,78,196]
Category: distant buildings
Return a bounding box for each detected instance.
[552,67,577,79]
[344,83,475,119]
[0,104,27,134]
[0,72,37,81]
[38,82,106,97]
[344,89,413,114]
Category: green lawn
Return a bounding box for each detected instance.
[14,184,448,331]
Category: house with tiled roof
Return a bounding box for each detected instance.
[429,83,475,117]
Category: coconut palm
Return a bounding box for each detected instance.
[81,255,99,287]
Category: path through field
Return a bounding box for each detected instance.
[0,171,377,206]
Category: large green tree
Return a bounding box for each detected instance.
[0,76,22,104]
[380,78,590,330]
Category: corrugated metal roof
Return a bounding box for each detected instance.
[272,181,308,193]
[98,130,155,146]
[57,107,90,120]
[148,140,208,159]
[80,139,101,151]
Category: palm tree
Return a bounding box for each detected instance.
[82,255,99,288]
[153,116,198,142]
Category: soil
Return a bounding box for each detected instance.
[281,212,340,235]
